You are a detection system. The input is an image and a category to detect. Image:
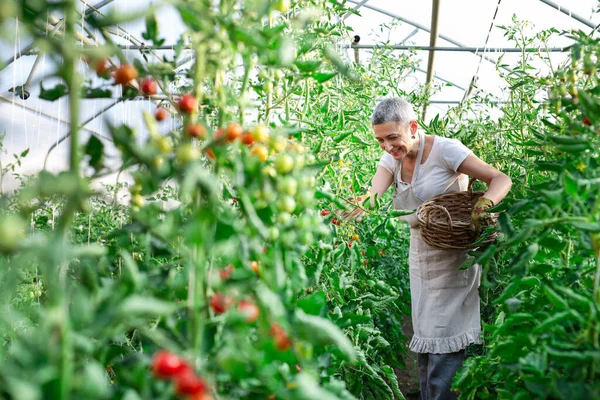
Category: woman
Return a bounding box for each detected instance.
[345,98,512,400]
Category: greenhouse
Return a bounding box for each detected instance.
[0,0,599,399]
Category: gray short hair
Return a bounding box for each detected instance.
[371,98,417,126]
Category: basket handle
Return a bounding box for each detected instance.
[425,204,454,232]
[467,177,476,198]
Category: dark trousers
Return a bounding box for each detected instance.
[417,350,466,400]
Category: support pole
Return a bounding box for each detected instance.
[423,0,441,120]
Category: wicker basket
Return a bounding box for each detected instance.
[416,179,498,250]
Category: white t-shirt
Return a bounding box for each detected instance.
[378,136,472,202]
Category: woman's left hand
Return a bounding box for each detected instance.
[470,197,494,234]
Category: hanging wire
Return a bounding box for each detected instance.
[11,17,18,149]
[461,0,503,106]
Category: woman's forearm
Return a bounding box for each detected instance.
[370,166,394,206]
[483,173,512,205]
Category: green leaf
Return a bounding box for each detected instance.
[82,87,112,99]
[85,135,104,172]
[256,283,286,319]
[297,291,326,316]
[176,5,203,31]
[295,310,357,362]
[294,373,341,400]
[390,209,415,217]
[142,13,165,46]
[295,59,322,72]
[382,366,406,400]
[563,174,578,198]
[39,82,68,101]
[333,131,353,143]
[81,361,112,399]
[120,296,176,317]
[571,220,600,232]
[313,71,338,83]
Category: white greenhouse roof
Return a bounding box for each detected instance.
[0,0,599,186]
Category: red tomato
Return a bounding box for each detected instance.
[321,210,330,217]
[227,123,243,142]
[186,124,207,139]
[175,369,208,396]
[348,241,352,248]
[210,293,234,314]
[219,264,234,280]
[269,323,292,351]
[238,300,260,323]
[241,131,255,146]
[583,117,592,126]
[114,64,138,85]
[204,148,216,160]
[151,350,190,379]
[214,128,226,143]
[178,94,197,115]
[155,107,169,121]
[95,58,110,77]
[141,78,158,96]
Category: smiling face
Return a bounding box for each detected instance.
[373,120,418,161]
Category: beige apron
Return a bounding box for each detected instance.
[393,132,482,354]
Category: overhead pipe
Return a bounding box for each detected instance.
[538,0,597,30]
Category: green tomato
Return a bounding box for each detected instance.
[277,177,298,196]
[299,175,316,188]
[296,190,314,207]
[277,212,292,225]
[293,155,305,170]
[263,81,273,93]
[295,215,311,230]
[152,156,165,169]
[281,231,297,247]
[269,227,280,241]
[176,144,201,165]
[131,194,145,208]
[258,69,269,80]
[153,136,173,153]
[274,154,294,174]
[273,0,290,13]
[277,196,296,214]
[299,232,314,245]
[0,214,26,254]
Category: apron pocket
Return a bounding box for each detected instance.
[421,248,470,289]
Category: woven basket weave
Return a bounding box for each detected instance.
[416,179,497,250]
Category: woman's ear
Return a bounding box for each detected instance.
[410,120,419,135]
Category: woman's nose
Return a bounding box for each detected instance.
[385,142,393,151]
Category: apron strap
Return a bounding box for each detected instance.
[441,173,462,194]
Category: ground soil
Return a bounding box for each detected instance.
[394,316,421,400]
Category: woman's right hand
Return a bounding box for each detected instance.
[338,190,372,222]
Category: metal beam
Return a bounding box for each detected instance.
[1,0,115,70]
[342,0,370,21]
[0,94,113,142]
[345,0,514,72]
[538,0,597,30]
[428,100,508,104]
[102,44,570,52]
[349,44,569,52]
[423,0,441,120]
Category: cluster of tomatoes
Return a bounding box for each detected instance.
[211,264,292,351]
[151,351,212,400]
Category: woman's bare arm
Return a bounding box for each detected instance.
[369,166,394,206]
[457,153,512,205]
